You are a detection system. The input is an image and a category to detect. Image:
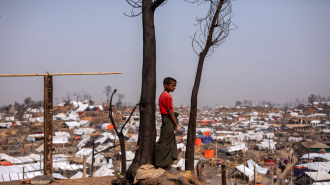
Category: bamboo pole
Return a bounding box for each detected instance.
[0,72,121,77]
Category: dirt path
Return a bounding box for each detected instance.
[275,156,298,185]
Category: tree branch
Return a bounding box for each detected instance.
[109,89,120,134]
[120,103,139,133]
[152,0,167,11]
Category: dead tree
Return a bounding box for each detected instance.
[185,0,236,171]
[125,0,167,180]
[104,86,112,103]
[108,89,138,175]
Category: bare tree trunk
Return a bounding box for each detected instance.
[127,0,157,179]
[185,52,207,171]
[185,0,226,172]
[119,133,127,174]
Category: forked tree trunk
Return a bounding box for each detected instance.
[126,0,157,180]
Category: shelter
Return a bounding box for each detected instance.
[101,123,114,130]
[172,159,198,171]
[62,121,80,129]
[301,142,330,152]
[296,171,330,185]
[235,164,256,182]
[246,159,268,174]
[195,135,212,144]
[73,128,95,135]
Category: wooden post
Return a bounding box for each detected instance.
[43,75,53,175]
[197,164,202,178]
[221,164,226,185]
[91,140,95,177]
[216,141,218,158]
[83,156,86,178]
[40,155,42,173]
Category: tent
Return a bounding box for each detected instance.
[63,122,80,129]
[70,171,89,179]
[177,143,186,152]
[119,151,135,160]
[96,123,105,129]
[93,166,115,177]
[75,148,93,158]
[196,135,212,144]
[172,159,198,171]
[128,134,138,143]
[235,164,256,182]
[101,123,114,130]
[73,128,95,135]
[246,159,268,174]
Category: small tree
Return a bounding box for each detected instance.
[24,97,32,108]
[308,94,317,104]
[73,91,81,102]
[235,101,243,107]
[116,93,125,110]
[185,0,235,171]
[104,86,112,103]
[108,89,138,174]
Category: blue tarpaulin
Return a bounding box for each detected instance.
[196,135,212,144]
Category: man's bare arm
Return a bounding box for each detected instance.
[168,109,178,135]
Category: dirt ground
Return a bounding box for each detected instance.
[0,176,117,185]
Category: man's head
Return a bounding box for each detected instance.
[163,77,177,92]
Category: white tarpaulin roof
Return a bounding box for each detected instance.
[172,159,198,171]
[96,145,111,153]
[70,171,89,179]
[128,134,138,142]
[55,132,70,137]
[256,139,277,150]
[64,122,80,129]
[247,159,268,174]
[227,143,248,152]
[0,153,43,164]
[52,173,68,179]
[0,123,11,128]
[177,143,186,152]
[297,161,330,172]
[119,151,135,160]
[78,120,90,127]
[76,105,89,112]
[76,148,93,158]
[305,171,330,181]
[288,137,303,142]
[313,182,330,185]
[86,154,104,166]
[52,136,69,144]
[301,153,330,161]
[235,164,256,181]
[93,166,115,177]
[73,128,95,135]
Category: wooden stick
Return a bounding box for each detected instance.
[0,72,121,77]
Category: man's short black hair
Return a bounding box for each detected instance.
[163,77,177,86]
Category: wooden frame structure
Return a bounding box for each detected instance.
[0,72,121,175]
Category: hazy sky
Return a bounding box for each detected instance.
[1,0,330,107]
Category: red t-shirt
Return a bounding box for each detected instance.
[159,91,174,114]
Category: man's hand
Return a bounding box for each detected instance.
[175,126,178,136]
[168,109,178,136]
